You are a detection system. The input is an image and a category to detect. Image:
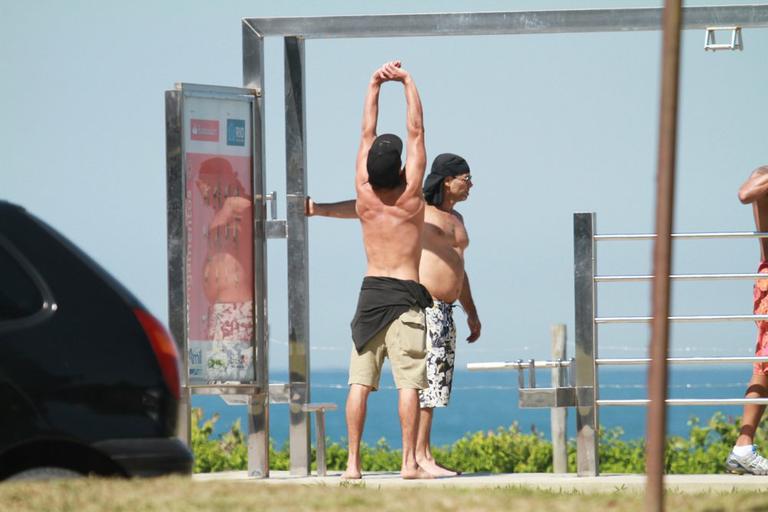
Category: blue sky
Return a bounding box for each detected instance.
[2,0,767,372]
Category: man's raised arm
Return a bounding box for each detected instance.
[385,63,426,195]
[355,66,386,188]
[739,166,768,204]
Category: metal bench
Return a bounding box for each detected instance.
[301,403,338,476]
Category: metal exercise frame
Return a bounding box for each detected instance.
[240,5,768,477]
[470,214,768,477]
[572,213,768,475]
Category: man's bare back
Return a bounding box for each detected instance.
[356,185,424,281]
[355,61,426,283]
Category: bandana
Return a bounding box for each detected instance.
[423,153,470,206]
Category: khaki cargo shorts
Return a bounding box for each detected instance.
[348,307,428,390]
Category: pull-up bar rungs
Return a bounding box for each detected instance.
[594,231,768,241]
[599,398,768,406]
[596,314,768,324]
[595,273,768,282]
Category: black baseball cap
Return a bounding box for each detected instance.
[366,134,403,189]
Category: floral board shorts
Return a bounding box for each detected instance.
[754,261,768,375]
[419,300,457,408]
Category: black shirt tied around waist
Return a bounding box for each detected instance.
[351,276,433,353]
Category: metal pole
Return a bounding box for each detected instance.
[243,22,270,478]
[573,212,598,476]
[646,1,682,510]
[284,36,312,476]
[164,88,189,446]
[468,360,574,371]
[551,324,568,473]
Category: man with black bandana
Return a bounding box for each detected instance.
[341,60,432,480]
[416,153,480,476]
[307,152,481,477]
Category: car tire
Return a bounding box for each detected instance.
[6,467,84,481]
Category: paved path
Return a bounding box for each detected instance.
[194,471,768,493]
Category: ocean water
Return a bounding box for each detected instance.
[192,365,754,449]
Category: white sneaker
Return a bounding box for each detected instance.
[726,446,768,475]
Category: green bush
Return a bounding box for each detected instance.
[434,424,553,473]
[190,407,761,474]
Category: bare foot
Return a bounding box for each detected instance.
[436,461,462,476]
[400,465,434,480]
[340,469,362,480]
[416,457,458,477]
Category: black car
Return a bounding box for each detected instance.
[0,201,192,479]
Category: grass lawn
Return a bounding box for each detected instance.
[2,476,768,512]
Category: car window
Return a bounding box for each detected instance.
[0,244,43,320]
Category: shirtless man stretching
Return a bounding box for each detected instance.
[341,61,432,480]
[726,165,768,474]
[308,152,481,477]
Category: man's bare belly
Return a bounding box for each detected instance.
[419,249,464,303]
[203,251,253,303]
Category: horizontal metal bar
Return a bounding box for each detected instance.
[519,388,577,408]
[188,384,259,395]
[301,402,338,412]
[595,273,767,282]
[244,6,768,39]
[596,314,768,324]
[467,360,572,371]
[178,83,257,101]
[594,231,768,241]
[597,356,768,366]
[598,398,768,406]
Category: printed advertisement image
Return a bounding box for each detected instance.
[183,98,255,384]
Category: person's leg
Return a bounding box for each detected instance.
[416,302,458,476]
[388,307,432,479]
[415,406,434,462]
[726,368,768,474]
[398,387,431,479]
[344,335,385,479]
[727,272,768,473]
[737,374,768,446]
[342,383,371,479]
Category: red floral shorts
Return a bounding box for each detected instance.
[753,261,768,375]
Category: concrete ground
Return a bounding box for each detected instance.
[193,470,768,493]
